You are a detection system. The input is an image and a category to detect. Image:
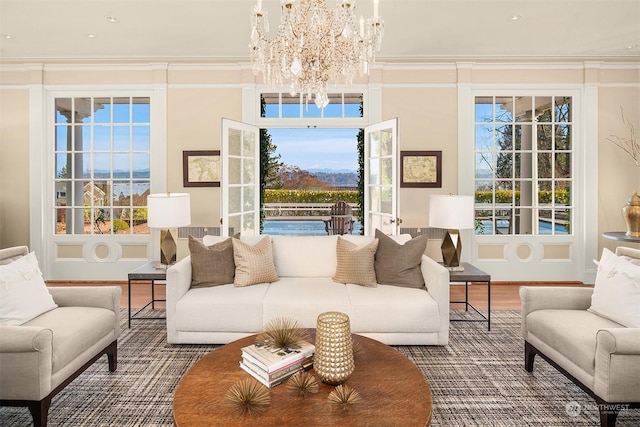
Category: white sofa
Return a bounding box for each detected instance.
[166,234,450,345]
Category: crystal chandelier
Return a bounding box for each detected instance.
[250,0,384,108]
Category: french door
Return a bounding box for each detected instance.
[221,119,260,236]
[364,118,400,235]
[221,118,398,237]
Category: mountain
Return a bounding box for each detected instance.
[309,170,358,188]
[308,168,356,174]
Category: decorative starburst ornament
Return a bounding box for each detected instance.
[328,384,362,409]
[225,379,271,417]
[286,372,319,398]
[256,317,310,349]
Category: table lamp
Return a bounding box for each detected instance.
[428,194,474,271]
[147,193,191,267]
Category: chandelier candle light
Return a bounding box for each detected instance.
[250,0,384,108]
[147,193,191,267]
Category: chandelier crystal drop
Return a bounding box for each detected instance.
[250,0,384,108]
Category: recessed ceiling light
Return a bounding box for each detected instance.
[87,33,97,38]
[105,15,119,23]
[1,34,14,39]
[626,44,639,49]
[510,14,522,21]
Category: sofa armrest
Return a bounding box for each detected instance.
[594,328,640,402]
[166,256,192,343]
[421,254,450,345]
[0,325,53,400]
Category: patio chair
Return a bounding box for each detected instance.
[323,201,355,235]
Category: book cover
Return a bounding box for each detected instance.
[242,354,313,382]
[242,351,313,379]
[241,341,315,373]
[239,360,312,389]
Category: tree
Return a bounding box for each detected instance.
[260,97,283,231]
[278,165,330,190]
[262,128,283,189]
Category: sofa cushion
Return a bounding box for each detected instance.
[346,284,440,333]
[526,309,623,377]
[333,237,379,287]
[175,284,269,332]
[374,229,428,288]
[23,306,117,374]
[589,247,640,327]
[271,235,339,277]
[0,252,58,325]
[263,278,351,328]
[232,237,279,287]
[188,236,235,288]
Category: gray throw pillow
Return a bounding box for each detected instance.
[188,236,235,288]
[374,229,428,288]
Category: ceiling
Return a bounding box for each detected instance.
[1,0,639,64]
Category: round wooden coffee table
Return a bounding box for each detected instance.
[173,332,432,426]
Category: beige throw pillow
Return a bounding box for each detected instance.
[333,237,379,287]
[374,229,428,288]
[232,237,279,287]
[188,236,235,288]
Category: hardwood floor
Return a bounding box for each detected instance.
[46,280,588,311]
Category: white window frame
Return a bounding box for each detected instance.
[458,84,598,283]
[52,95,152,236]
[30,84,166,280]
[245,84,379,129]
[472,94,574,236]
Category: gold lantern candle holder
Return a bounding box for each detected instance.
[314,311,355,385]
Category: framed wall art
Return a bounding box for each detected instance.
[183,150,220,187]
[400,151,442,188]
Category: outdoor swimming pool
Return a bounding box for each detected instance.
[263,220,362,235]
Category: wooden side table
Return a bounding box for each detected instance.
[447,262,491,331]
[127,261,167,328]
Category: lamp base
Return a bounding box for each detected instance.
[159,228,178,266]
[441,229,462,269]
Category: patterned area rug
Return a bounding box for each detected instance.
[1,310,638,426]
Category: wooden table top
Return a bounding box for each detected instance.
[173,332,432,427]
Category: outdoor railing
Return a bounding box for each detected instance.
[263,202,359,220]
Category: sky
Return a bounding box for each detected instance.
[267,128,359,172]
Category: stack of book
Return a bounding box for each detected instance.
[240,341,315,388]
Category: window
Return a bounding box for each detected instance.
[54,96,151,235]
[261,92,363,118]
[474,95,572,235]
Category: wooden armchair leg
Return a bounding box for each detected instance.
[598,406,619,427]
[106,340,118,372]
[28,398,51,427]
[524,341,536,372]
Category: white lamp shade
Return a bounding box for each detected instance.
[428,194,475,230]
[147,193,191,228]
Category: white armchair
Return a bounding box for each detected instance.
[0,246,121,427]
[520,247,640,427]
